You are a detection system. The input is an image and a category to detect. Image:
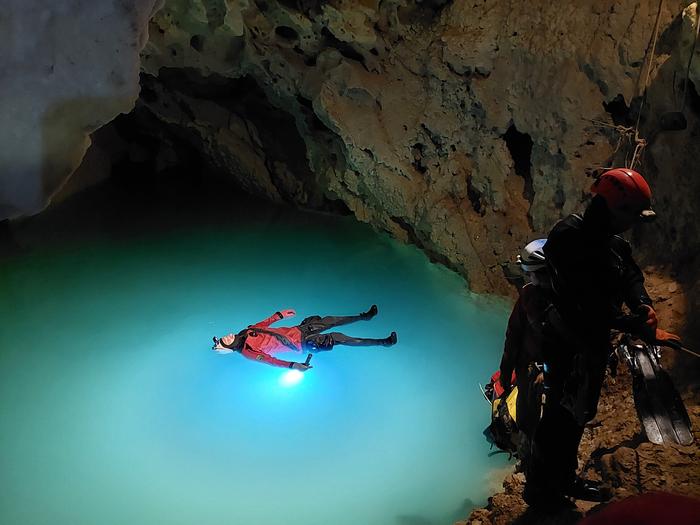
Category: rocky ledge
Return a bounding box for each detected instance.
[464,270,700,524]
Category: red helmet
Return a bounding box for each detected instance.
[591,168,655,219]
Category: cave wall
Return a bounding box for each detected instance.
[138,0,699,295]
[0,0,163,219]
[3,0,699,297]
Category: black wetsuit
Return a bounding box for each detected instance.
[299,313,390,351]
[526,202,651,498]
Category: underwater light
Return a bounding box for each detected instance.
[280,369,304,387]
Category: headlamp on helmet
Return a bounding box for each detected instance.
[517,238,547,273]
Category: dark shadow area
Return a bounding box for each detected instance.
[1,114,328,260]
[146,68,314,188]
[603,93,633,126]
[275,0,323,14]
[503,124,534,204]
[320,27,366,65]
[140,69,349,215]
[684,78,700,115]
[466,175,486,216]
[390,215,455,274]
[275,25,299,41]
[510,506,583,525]
[397,0,452,26]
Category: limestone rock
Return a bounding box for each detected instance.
[139,0,696,295]
[0,0,163,219]
[680,3,700,89]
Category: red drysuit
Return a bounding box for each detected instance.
[239,311,302,368]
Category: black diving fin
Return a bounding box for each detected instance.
[619,338,694,446]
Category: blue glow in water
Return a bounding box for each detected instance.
[280,369,305,387]
[0,202,511,525]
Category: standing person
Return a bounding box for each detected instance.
[524,168,662,507]
[212,305,397,369]
[498,239,551,461]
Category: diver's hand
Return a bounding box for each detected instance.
[655,329,681,344]
[291,362,312,371]
[280,309,296,318]
[637,304,658,332]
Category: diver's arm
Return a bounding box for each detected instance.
[616,239,652,310]
[241,346,295,368]
[250,309,296,328]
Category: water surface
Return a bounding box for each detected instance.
[0,192,511,525]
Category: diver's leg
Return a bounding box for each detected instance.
[525,400,582,506]
[307,305,378,331]
[328,331,397,347]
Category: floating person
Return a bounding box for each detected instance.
[212,305,397,370]
[523,168,678,508]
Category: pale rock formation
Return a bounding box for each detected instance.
[0,0,163,219]
[680,2,700,87]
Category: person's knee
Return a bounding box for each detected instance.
[301,315,322,325]
[305,333,334,351]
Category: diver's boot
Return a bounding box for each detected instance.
[523,483,573,511]
[361,304,378,320]
[564,477,610,502]
[382,332,397,346]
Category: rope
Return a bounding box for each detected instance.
[679,344,700,359]
[629,134,647,170]
[664,339,700,359]
[582,1,666,173]
[582,118,646,170]
[636,0,665,100]
[628,0,665,170]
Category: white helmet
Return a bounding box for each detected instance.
[517,239,547,273]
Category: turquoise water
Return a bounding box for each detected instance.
[0,198,511,525]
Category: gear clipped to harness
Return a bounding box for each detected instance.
[483,370,520,455]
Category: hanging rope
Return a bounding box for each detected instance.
[629,137,647,169]
[636,0,665,100]
[581,118,646,171]
[628,0,665,170]
[585,1,700,172]
[585,0,663,172]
